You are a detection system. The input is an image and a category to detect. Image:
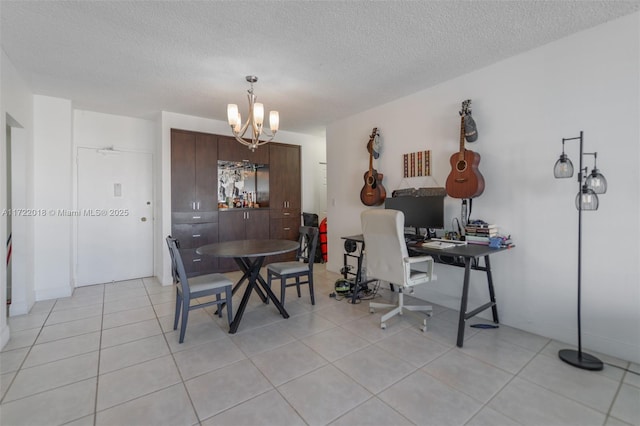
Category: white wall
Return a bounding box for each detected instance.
[9,127,31,315]
[326,13,640,363]
[32,96,74,300]
[156,112,326,285]
[1,49,35,348]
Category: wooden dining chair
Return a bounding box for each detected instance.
[266,226,319,305]
[166,236,234,343]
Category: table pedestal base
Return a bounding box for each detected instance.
[229,256,290,334]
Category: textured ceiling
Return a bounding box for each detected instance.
[2,1,639,135]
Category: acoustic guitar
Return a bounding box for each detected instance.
[445,100,485,199]
[360,127,386,206]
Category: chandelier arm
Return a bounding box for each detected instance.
[230,116,251,146]
[253,134,276,146]
[253,122,264,139]
[230,134,252,147]
[238,118,252,137]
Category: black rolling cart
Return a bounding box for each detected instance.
[340,235,377,303]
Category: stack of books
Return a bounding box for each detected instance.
[463,223,514,248]
[464,223,498,245]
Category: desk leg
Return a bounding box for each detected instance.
[484,255,500,323]
[457,258,472,347]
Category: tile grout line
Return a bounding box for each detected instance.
[91,280,180,420]
[92,282,106,426]
[0,298,56,406]
[602,364,628,424]
[147,278,203,424]
[478,337,555,424]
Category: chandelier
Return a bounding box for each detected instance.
[227,75,279,151]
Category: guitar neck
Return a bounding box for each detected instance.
[367,128,377,175]
[458,116,465,160]
[368,149,373,174]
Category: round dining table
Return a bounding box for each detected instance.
[196,239,299,334]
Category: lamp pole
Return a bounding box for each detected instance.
[557,131,603,371]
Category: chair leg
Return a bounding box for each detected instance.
[225,286,233,326]
[266,272,272,305]
[173,289,182,331]
[280,276,286,305]
[215,293,222,318]
[308,273,315,305]
[371,291,432,331]
[295,276,301,297]
[179,298,189,344]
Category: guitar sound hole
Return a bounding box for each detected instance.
[366,176,376,188]
[456,161,467,172]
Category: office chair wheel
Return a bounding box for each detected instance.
[381,322,386,330]
[369,308,375,314]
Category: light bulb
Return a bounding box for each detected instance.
[270,111,279,132]
[253,103,264,126]
[233,113,241,133]
[586,169,607,194]
[227,104,238,126]
[575,187,599,210]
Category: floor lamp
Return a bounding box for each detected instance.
[553,131,607,371]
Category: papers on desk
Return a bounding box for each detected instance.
[417,238,467,249]
[420,241,456,249]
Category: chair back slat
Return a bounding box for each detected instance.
[166,236,189,294]
[297,226,319,270]
[166,236,178,283]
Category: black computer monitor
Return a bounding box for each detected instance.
[385,195,445,238]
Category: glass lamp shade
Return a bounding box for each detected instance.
[586,169,607,194]
[575,186,599,210]
[253,103,264,125]
[554,154,574,178]
[269,110,279,132]
[227,104,238,126]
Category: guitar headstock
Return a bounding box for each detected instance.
[459,100,472,117]
[367,127,379,153]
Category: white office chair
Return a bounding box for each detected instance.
[361,209,436,331]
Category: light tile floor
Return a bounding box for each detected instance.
[1,265,638,426]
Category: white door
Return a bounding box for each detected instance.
[77,148,153,286]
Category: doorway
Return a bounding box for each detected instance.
[5,115,27,316]
[76,148,153,286]
[5,124,11,313]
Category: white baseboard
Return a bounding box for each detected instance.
[36,285,72,302]
[9,299,31,316]
[0,324,11,351]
